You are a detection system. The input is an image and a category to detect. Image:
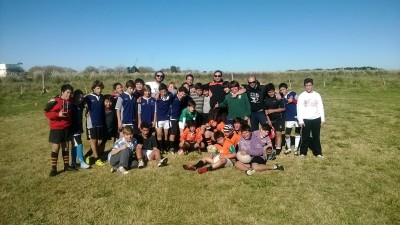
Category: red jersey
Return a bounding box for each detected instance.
[44,97,72,129]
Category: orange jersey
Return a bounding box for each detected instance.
[226,132,240,147]
[215,121,225,132]
[180,128,203,143]
[215,139,236,157]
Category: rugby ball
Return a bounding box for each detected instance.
[207,145,217,153]
[236,152,251,164]
[212,154,220,163]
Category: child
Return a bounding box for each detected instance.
[297,78,325,158]
[222,124,240,149]
[217,80,251,125]
[178,121,204,155]
[201,84,211,133]
[108,126,137,175]
[115,80,137,137]
[103,94,117,146]
[204,115,225,147]
[183,131,236,174]
[44,84,75,176]
[111,82,123,102]
[190,83,204,125]
[233,117,243,136]
[259,123,275,160]
[264,83,285,155]
[137,85,156,129]
[155,83,174,152]
[84,80,106,166]
[168,87,188,153]
[70,89,90,169]
[235,125,284,176]
[135,122,168,168]
[168,82,177,95]
[178,99,197,133]
[279,83,301,155]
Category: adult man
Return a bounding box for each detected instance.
[146,71,165,97]
[297,78,325,158]
[243,75,267,131]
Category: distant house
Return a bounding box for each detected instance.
[0,63,24,77]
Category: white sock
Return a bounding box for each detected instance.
[285,137,291,150]
[295,135,301,149]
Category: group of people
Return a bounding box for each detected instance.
[44,70,325,176]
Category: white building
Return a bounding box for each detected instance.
[0,63,24,77]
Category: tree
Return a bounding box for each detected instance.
[170,66,181,73]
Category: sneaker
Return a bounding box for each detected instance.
[64,165,78,172]
[245,169,256,176]
[110,166,117,173]
[284,149,291,155]
[49,169,57,177]
[317,154,324,159]
[267,150,276,161]
[198,167,208,174]
[80,161,90,169]
[294,150,299,156]
[138,159,144,168]
[183,165,196,171]
[157,158,168,167]
[95,159,105,166]
[85,156,92,165]
[275,164,285,171]
[116,166,129,175]
[169,148,176,154]
[300,154,305,159]
[177,149,184,155]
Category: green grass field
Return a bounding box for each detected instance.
[0,71,399,224]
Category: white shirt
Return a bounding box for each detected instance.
[146,81,160,97]
[297,91,325,124]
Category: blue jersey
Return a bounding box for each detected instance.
[156,92,173,121]
[85,93,104,127]
[116,92,136,125]
[283,91,298,121]
[138,97,156,125]
[170,95,185,120]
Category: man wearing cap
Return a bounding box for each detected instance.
[242,75,267,131]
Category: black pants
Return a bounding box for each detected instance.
[300,117,322,156]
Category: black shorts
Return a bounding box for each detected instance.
[250,156,266,164]
[87,127,104,140]
[71,134,83,147]
[271,117,285,132]
[49,128,70,144]
[201,113,209,125]
[170,120,179,136]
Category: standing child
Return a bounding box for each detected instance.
[115,80,137,137]
[84,80,106,166]
[279,83,301,155]
[44,84,75,176]
[183,131,236,174]
[108,126,137,175]
[135,122,168,168]
[178,121,204,155]
[264,83,285,155]
[70,89,91,169]
[201,84,211,133]
[297,78,325,158]
[190,83,204,126]
[137,85,156,130]
[155,83,174,152]
[102,94,117,147]
[111,82,123,102]
[168,87,188,153]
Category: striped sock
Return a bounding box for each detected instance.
[51,151,58,170]
[62,150,69,167]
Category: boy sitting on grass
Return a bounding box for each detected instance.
[183,131,236,174]
[178,121,204,155]
[108,126,137,175]
[135,122,168,168]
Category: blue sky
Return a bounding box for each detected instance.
[0,0,399,72]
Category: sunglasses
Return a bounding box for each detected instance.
[214,75,222,77]
[156,75,164,78]
[248,81,256,84]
